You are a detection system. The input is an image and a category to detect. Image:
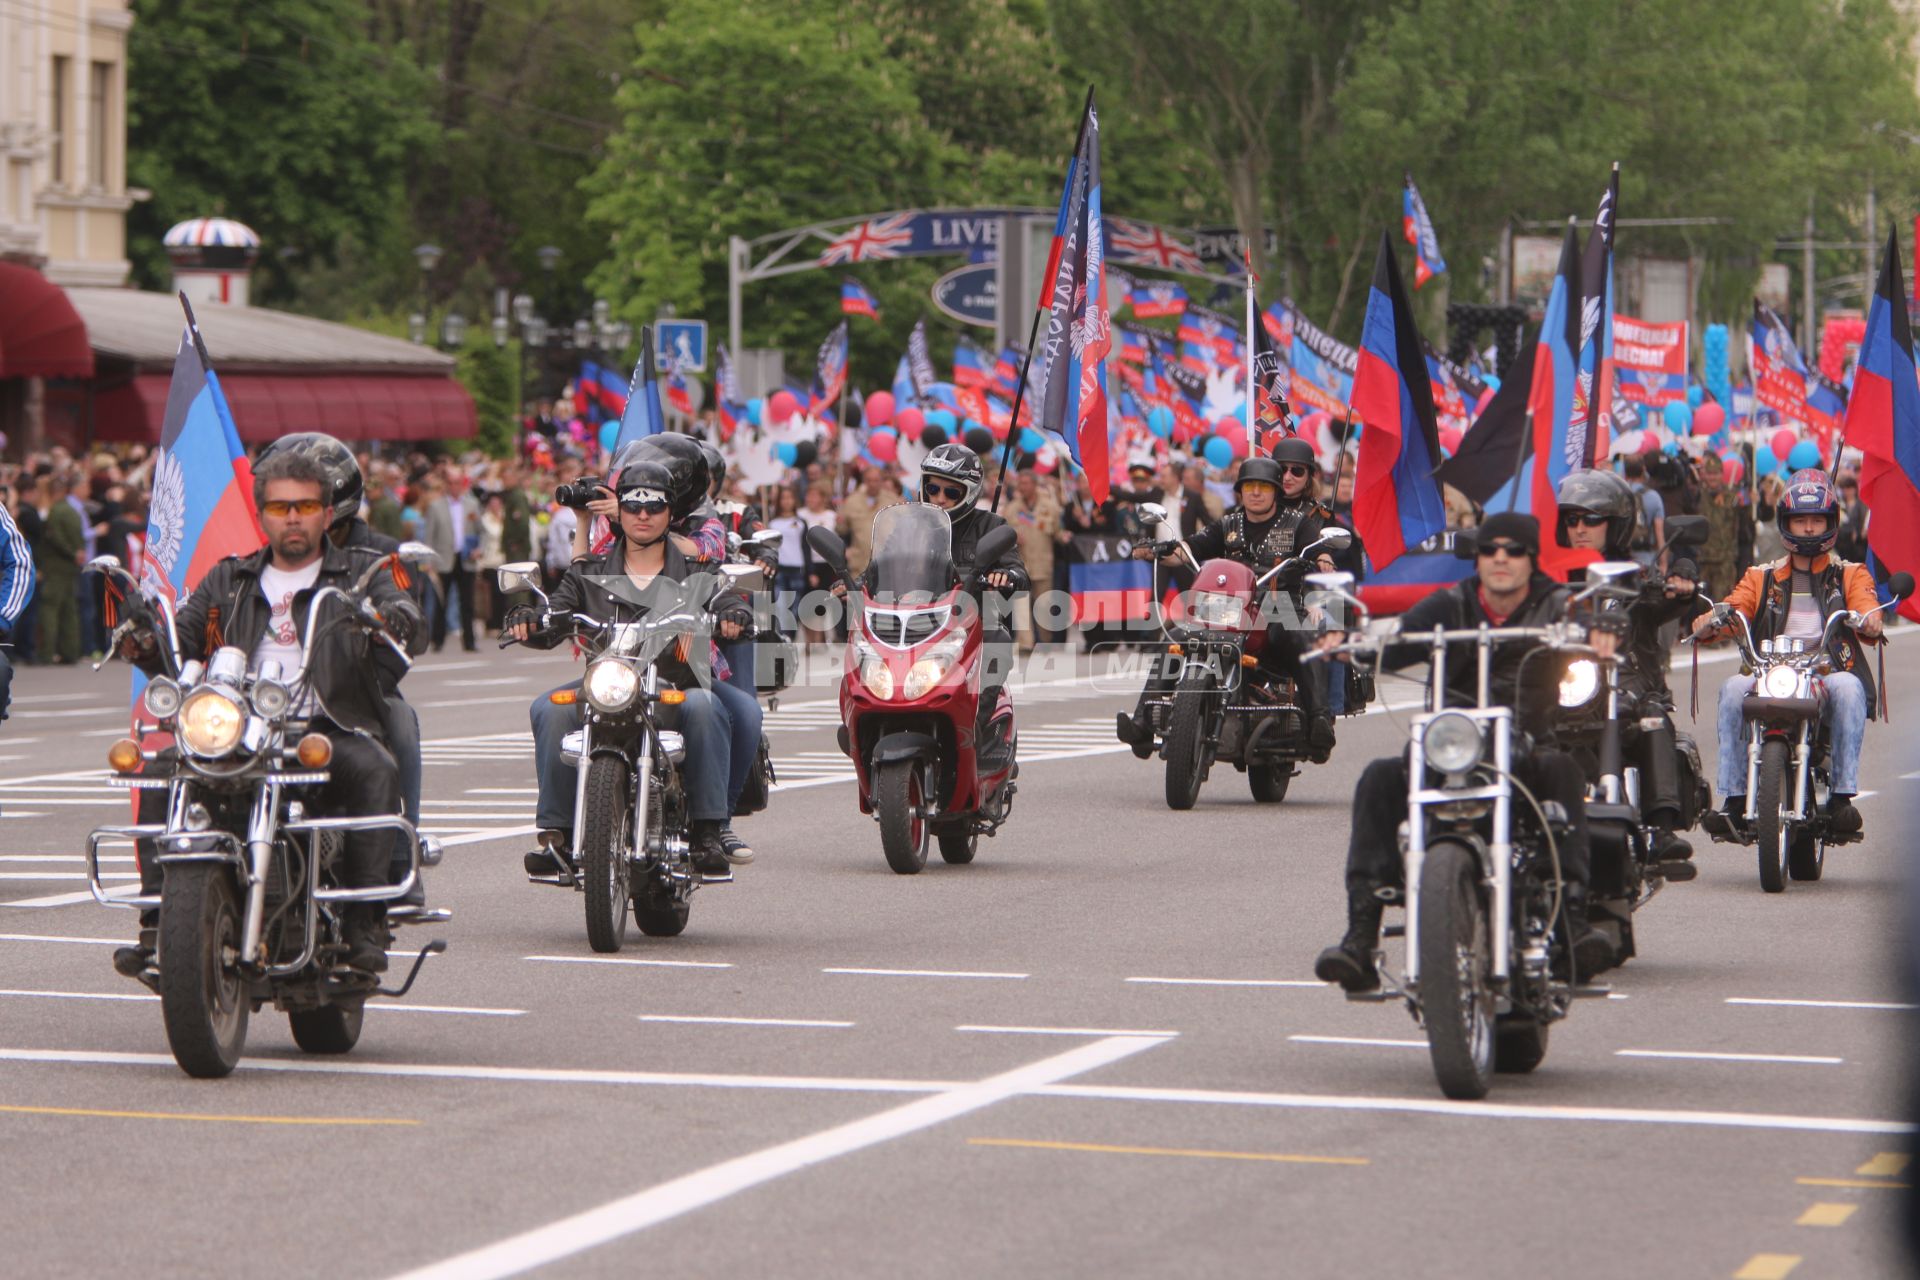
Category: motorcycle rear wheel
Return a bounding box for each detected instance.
[157,863,250,1079]
[1493,1013,1549,1074]
[579,755,633,951]
[1163,668,1213,811]
[1248,762,1291,803]
[1755,739,1789,894]
[1787,827,1825,882]
[1418,840,1496,1100]
[875,758,929,875]
[935,824,977,865]
[288,1002,365,1055]
[633,890,691,937]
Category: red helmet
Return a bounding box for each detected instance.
[1777,468,1839,557]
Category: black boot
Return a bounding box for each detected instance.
[340,905,390,974]
[1555,889,1614,982]
[1314,886,1383,993]
[1307,712,1337,764]
[1826,794,1862,836]
[523,829,572,876]
[689,820,730,876]
[1114,711,1154,759]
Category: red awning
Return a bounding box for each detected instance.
[93,372,476,445]
[0,263,94,379]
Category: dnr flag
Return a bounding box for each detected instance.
[612,327,667,452]
[1031,89,1113,499]
[1402,174,1447,289]
[1526,222,1587,579]
[1848,228,1920,620]
[1349,233,1446,570]
[840,278,880,321]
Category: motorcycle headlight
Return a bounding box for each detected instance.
[1559,659,1600,708]
[584,660,640,712]
[177,688,245,757]
[903,636,968,701]
[1423,712,1484,775]
[860,657,895,700]
[1191,591,1247,629]
[1761,665,1799,699]
[252,679,291,719]
[142,677,182,719]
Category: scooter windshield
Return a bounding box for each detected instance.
[866,503,957,606]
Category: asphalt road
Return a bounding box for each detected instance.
[1,633,1915,1280]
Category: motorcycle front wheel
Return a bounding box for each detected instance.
[1418,840,1496,1100]
[579,755,633,951]
[1755,738,1789,894]
[875,758,930,875]
[1163,667,1214,811]
[157,862,250,1079]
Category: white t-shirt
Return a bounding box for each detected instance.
[253,559,323,712]
[768,514,808,568]
[1783,571,1822,641]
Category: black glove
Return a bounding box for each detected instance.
[384,608,416,649]
[503,605,545,636]
[1271,559,1307,591]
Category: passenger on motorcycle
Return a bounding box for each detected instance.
[1312,512,1617,992]
[1555,467,1708,866]
[255,432,431,907]
[698,440,780,697]
[120,449,422,972]
[509,461,755,877]
[1117,440,1342,761]
[1689,468,1881,838]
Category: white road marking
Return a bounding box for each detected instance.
[0,872,137,881]
[385,1035,1167,1280]
[417,696,535,710]
[0,988,154,1002]
[1615,1049,1844,1065]
[0,989,519,1016]
[368,1004,526,1017]
[640,1015,853,1029]
[436,827,538,848]
[0,885,143,908]
[1727,997,1918,1012]
[1126,976,1325,988]
[413,659,495,672]
[958,1024,1180,1038]
[6,706,127,719]
[0,855,132,863]
[1290,1035,1426,1049]
[9,692,105,705]
[824,967,1028,980]
[442,678,532,688]
[526,955,733,970]
[0,933,123,945]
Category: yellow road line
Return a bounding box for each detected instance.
[0,1103,417,1127]
[1856,1152,1910,1177]
[1733,1254,1800,1280]
[1795,1202,1858,1227]
[967,1137,1367,1166]
[1794,1176,1910,1191]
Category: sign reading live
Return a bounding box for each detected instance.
[1609,315,1688,408]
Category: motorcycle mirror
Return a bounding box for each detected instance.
[804,525,849,576]
[396,541,438,566]
[1136,502,1170,526]
[750,529,785,547]
[1588,560,1641,583]
[85,554,124,575]
[1888,571,1916,601]
[1663,514,1708,549]
[973,526,1018,567]
[726,531,744,552]
[1304,570,1356,593]
[496,562,543,595]
[720,563,766,589]
[1312,527,1353,554]
[1451,530,1480,561]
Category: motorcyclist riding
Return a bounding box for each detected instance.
[1117,439,1342,761]
[698,440,780,697]
[509,460,754,877]
[1689,468,1881,838]
[1555,467,1707,868]
[119,448,422,972]
[1311,512,1617,992]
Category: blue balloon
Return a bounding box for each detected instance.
[746,398,765,426]
[1686,384,1704,408]
[1754,447,1778,476]
[962,419,985,437]
[925,407,958,432]
[1019,427,1045,453]
[1662,400,1693,433]
[598,419,619,455]
[774,441,798,466]
[1787,440,1822,471]
[1481,373,1501,392]
[1147,405,1174,438]
[1202,436,1234,469]
[1662,436,1681,456]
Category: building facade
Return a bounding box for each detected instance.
[1,0,134,286]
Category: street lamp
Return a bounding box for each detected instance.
[440,312,467,349]
[414,243,444,274]
[410,243,443,345]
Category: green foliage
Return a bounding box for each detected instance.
[455,338,520,457]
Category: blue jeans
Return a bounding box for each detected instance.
[1716,671,1867,797]
[720,637,756,696]
[529,683,732,831]
[0,642,12,720]
[711,676,764,811]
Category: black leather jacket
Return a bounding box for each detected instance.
[1381,571,1572,734]
[951,508,1029,595]
[528,540,751,687]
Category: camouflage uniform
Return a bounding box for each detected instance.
[1697,492,1741,597]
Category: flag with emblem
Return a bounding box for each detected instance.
[1402,174,1447,288]
[811,320,849,417]
[840,277,880,321]
[1128,279,1189,319]
[1848,229,1920,619]
[1031,88,1113,499]
[1526,222,1586,577]
[1349,234,1447,570]
[612,326,667,451]
[953,339,991,389]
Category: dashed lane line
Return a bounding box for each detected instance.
[525,955,732,970]
[1858,1152,1911,1176]
[1732,1255,1802,1280]
[1290,1035,1425,1049]
[1794,1203,1858,1226]
[0,1103,419,1127]
[1126,976,1324,989]
[1727,997,1917,1012]
[823,967,1028,980]
[958,1024,1179,1038]
[1615,1050,1843,1066]
[967,1137,1367,1167]
[639,1015,853,1029]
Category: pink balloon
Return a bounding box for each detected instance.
[1225,429,1250,460]
[1692,403,1725,436]
[1721,457,1745,485]
[1770,427,1796,461]
[1638,429,1663,455]
[768,390,800,425]
[864,391,895,428]
[867,428,899,463]
[895,407,924,441]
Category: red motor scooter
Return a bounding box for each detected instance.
[807,505,1019,874]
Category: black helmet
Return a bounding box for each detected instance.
[1554,468,1636,554]
[696,440,727,495]
[611,461,675,546]
[1777,468,1840,557]
[1268,436,1317,471]
[611,434,708,519]
[1235,456,1284,494]
[258,432,362,528]
[920,442,983,513]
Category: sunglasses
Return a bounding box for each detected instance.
[619,498,671,516]
[261,498,325,518]
[1564,513,1609,528]
[1477,541,1530,560]
[1277,464,1312,479]
[924,481,967,502]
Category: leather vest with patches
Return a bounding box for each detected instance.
[1220,498,1320,566]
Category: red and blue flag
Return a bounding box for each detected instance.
[1526,222,1587,579]
[1848,229,1920,619]
[953,340,991,389]
[1349,233,1446,571]
[1128,279,1188,319]
[1032,89,1112,499]
[611,327,666,452]
[1118,326,1151,366]
[840,277,880,321]
[811,320,849,417]
[992,346,1023,399]
[574,362,602,422]
[1402,174,1447,289]
[597,363,630,420]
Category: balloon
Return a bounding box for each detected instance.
[1770,428,1797,461]
[864,391,895,428]
[1754,448,1778,477]
[1662,400,1693,434]
[1481,373,1501,392]
[746,397,765,427]
[1019,427,1045,453]
[1787,440,1822,471]
[1225,430,1250,460]
[920,424,949,449]
[963,426,995,455]
[1721,456,1745,485]
[978,417,1008,443]
[1147,405,1174,439]
[598,419,619,455]
[1662,435,1681,456]
[1202,436,1234,469]
[925,407,958,433]
[1692,403,1725,436]
[1686,384,1704,408]
[868,430,899,463]
[768,390,800,425]
[794,440,819,469]
[774,441,798,466]
[1638,429,1663,455]
[893,407,925,442]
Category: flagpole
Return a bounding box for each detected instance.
[1329,413,1354,521]
[990,309,1048,513]
[1243,248,1258,459]
[1504,408,1534,513]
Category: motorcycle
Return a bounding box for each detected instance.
[83,545,448,1079]
[1310,581,1605,1100]
[1133,502,1356,810]
[1689,571,1911,892]
[804,505,1019,874]
[496,562,762,948]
